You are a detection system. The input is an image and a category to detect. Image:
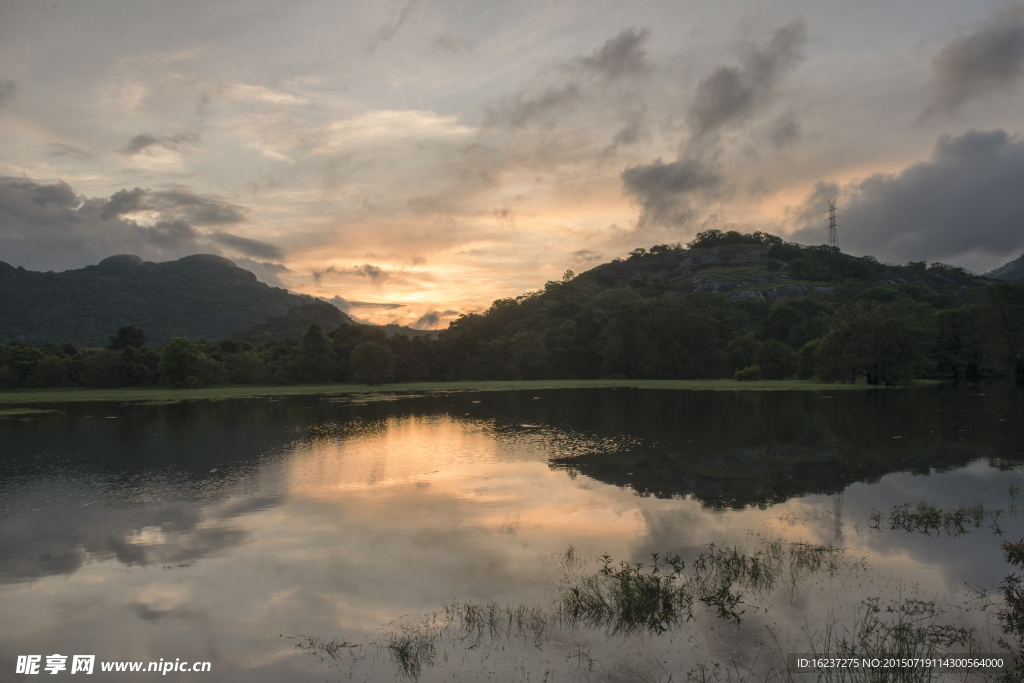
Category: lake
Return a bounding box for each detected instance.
[2,385,1023,681]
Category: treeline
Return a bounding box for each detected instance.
[2,238,1022,389]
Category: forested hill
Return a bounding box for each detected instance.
[430,230,1001,384]
[0,254,352,347]
[3,231,1022,390]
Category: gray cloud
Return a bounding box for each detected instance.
[313,264,390,284]
[101,187,246,225]
[45,143,94,159]
[414,311,442,328]
[689,20,807,137]
[120,132,196,155]
[788,129,1024,267]
[766,110,802,148]
[232,258,291,287]
[571,249,603,262]
[122,133,162,154]
[922,3,1024,118]
[0,80,14,106]
[323,295,404,311]
[621,157,722,228]
[11,179,81,208]
[209,232,284,260]
[414,310,459,329]
[579,28,651,80]
[484,84,582,129]
[367,0,423,53]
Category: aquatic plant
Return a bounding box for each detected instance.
[791,597,983,683]
[443,600,552,648]
[294,635,356,662]
[560,541,842,634]
[885,501,1003,536]
[386,628,436,679]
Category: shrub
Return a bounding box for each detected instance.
[735,364,762,381]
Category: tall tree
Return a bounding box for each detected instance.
[984,282,1024,381]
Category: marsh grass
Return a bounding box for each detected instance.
[878,502,1004,536]
[560,541,844,634]
[294,635,357,662]
[443,600,553,648]
[386,628,437,680]
[789,597,988,683]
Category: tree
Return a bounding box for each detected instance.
[108,326,147,351]
[983,281,1024,381]
[932,305,989,383]
[726,334,760,373]
[351,341,396,385]
[299,323,336,382]
[754,340,798,380]
[817,300,935,385]
[158,337,200,386]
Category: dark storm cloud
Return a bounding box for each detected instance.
[579,28,651,80]
[621,157,722,228]
[922,3,1024,118]
[0,178,285,278]
[788,129,1024,265]
[483,84,582,129]
[209,232,284,260]
[101,187,246,224]
[689,20,807,137]
[0,80,15,106]
[45,142,94,159]
[313,264,390,284]
[11,179,81,208]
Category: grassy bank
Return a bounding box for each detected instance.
[0,378,927,406]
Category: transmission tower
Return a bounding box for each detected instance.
[826,199,838,255]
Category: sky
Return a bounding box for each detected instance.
[1,0,1023,328]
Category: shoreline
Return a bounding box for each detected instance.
[0,377,932,406]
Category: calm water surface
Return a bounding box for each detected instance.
[2,386,1023,681]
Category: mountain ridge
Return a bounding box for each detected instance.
[0,254,353,347]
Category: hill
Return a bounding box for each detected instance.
[985,254,1024,281]
[2,231,1018,390]
[0,254,352,347]
[427,230,999,383]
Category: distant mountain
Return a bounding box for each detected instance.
[382,324,441,339]
[232,301,355,343]
[985,254,1024,281]
[0,254,352,347]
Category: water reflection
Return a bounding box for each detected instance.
[0,385,1021,681]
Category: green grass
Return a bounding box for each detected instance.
[0,378,920,405]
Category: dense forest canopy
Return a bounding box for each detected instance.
[2,232,1022,390]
